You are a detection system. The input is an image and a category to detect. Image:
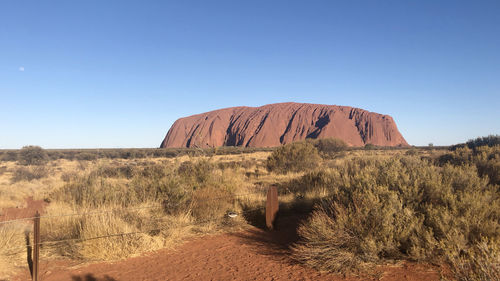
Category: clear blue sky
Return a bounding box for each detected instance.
[1,0,499,148]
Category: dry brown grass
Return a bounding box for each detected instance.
[0,222,30,279]
[4,146,496,281]
[0,153,265,264]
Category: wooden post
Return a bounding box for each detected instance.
[266,186,279,230]
[33,211,40,281]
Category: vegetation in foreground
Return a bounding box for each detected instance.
[0,137,499,280]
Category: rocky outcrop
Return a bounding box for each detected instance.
[160,102,408,148]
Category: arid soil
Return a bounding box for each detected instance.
[161,102,408,148]
[12,216,444,281]
[0,197,47,222]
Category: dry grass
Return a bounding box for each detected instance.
[2,145,497,281]
[0,152,266,265]
[0,222,30,279]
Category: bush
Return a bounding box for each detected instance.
[311,138,348,158]
[18,145,48,165]
[364,143,377,150]
[292,156,500,277]
[285,169,340,197]
[450,135,500,151]
[11,166,50,182]
[76,152,98,161]
[445,238,500,281]
[438,145,500,185]
[266,141,321,174]
[177,159,214,187]
[0,151,18,162]
[190,186,233,222]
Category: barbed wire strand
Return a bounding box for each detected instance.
[38,206,266,247]
[0,191,266,225]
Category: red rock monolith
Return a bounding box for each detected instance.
[160,102,408,148]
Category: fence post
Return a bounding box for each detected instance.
[33,211,40,281]
[266,186,279,230]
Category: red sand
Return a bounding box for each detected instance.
[0,197,47,222]
[12,217,444,281]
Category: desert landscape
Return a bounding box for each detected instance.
[1,130,499,280]
[2,1,499,280]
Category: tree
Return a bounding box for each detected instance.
[18,145,49,165]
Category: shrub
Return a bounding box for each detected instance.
[190,186,233,222]
[364,143,377,150]
[76,152,98,161]
[11,166,50,182]
[0,151,18,162]
[444,238,500,281]
[18,145,48,165]
[311,138,348,157]
[292,156,500,277]
[91,163,137,179]
[438,145,500,185]
[450,135,500,151]
[285,169,340,197]
[177,159,214,187]
[266,141,321,174]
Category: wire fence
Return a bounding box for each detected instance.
[0,187,276,281]
[0,190,266,225]
[38,205,266,248]
[0,191,268,250]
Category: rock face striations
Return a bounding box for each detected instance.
[160,103,408,148]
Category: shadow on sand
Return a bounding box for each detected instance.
[71,274,117,281]
[229,214,308,263]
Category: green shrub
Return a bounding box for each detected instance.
[285,169,340,197]
[292,156,500,277]
[266,141,321,174]
[18,145,48,165]
[438,145,500,185]
[364,143,377,150]
[311,138,348,157]
[450,135,500,151]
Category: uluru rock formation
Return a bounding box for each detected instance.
[160,102,408,148]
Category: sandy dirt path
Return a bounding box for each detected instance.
[0,197,47,222]
[13,216,444,281]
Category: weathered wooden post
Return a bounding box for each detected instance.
[33,211,40,281]
[266,186,279,230]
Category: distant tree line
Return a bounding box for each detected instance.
[449,135,500,151]
[0,146,275,162]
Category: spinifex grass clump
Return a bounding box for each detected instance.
[292,154,500,280]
